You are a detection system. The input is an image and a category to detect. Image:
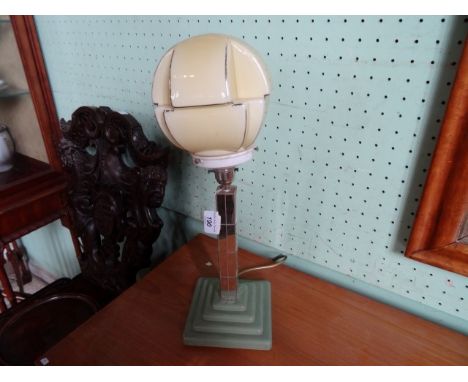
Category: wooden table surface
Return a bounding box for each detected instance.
[42,234,468,365]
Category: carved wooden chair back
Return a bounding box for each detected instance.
[59,106,168,294]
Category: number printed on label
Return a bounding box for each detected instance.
[204,211,221,235]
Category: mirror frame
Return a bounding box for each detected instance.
[405,41,468,276]
[10,15,62,170]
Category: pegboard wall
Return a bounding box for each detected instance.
[33,16,468,321]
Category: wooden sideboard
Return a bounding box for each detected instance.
[0,153,67,244]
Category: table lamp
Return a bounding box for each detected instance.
[152,34,272,350]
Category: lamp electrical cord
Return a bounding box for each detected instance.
[238,254,287,277]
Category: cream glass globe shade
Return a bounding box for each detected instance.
[152,34,271,168]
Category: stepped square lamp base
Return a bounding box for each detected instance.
[183,277,272,350]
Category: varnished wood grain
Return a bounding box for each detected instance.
[42,234,468,365]
[0,154,67,243]
[10,16,63,171]
[405,40,468,275]
[412,243,468,276]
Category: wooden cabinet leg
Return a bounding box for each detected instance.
[12,241,32,284]
[0,245,16,308]
[0,263,16,307]
[0,296,6,313]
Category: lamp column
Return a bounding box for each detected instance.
[184,165,272,350]
[214,167,238,303]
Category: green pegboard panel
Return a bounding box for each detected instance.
[34,16,468,320]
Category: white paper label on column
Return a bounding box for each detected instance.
[204,210,221,235]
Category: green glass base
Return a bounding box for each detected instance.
[183,277,272,350]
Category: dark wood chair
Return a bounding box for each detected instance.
[0,106,168,365]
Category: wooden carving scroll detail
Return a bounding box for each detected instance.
[59,106,169,293]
